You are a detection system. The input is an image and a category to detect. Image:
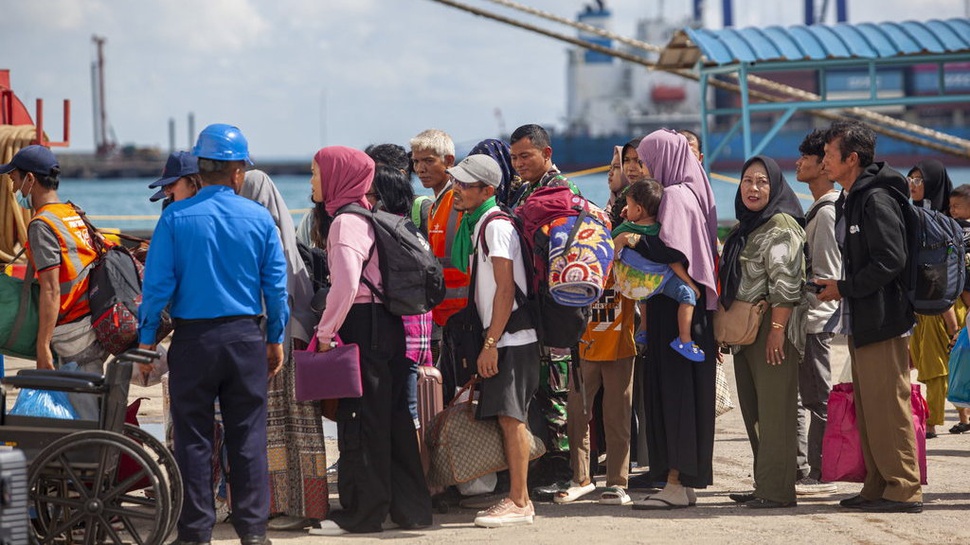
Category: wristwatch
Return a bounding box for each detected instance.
[483,336,497,350]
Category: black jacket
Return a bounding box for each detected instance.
[835,161,915,347]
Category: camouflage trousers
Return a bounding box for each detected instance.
[535,347,571,453]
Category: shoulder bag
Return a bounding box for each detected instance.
[713,298,769,346]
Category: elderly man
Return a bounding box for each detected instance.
[817,120,922,514]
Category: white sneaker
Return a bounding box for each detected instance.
[474,498,535,528]
[308,520,348,536]
[795,478,838,496]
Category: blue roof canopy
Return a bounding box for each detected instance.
[658,18,970,68]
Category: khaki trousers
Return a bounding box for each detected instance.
[848,335,922,502]
[565,357,635,488]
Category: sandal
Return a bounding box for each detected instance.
[553,481,596,503]
[949,422,970,434]
[599,486,632,505]
[669,338,705,362]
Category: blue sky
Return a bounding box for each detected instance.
[2,0,966,159]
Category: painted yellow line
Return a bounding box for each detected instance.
[564,165,611,178]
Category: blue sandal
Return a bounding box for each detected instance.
[669,339,705,362]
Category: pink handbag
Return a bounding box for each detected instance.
[293,336,362,401]
[821,382,927,485]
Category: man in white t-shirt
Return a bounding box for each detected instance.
[447,154,541,528]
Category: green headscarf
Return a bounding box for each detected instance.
[451,196,498,273]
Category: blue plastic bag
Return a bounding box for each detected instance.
[9,388,79,420]
[948,328,970,408]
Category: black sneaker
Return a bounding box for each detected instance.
[531,480,570,502]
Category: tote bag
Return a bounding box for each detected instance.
[1,253,39,359]
[821,382,928,484]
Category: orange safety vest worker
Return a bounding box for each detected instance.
[26,203,100,325]
[428,187,470,326]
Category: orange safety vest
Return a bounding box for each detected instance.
[26,203,100,325]
[428,188,470,326]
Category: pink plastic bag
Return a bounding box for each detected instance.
[821,382,927,485]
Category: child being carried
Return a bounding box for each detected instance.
[612,179,705,362]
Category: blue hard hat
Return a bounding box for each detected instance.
[191,123,253,164]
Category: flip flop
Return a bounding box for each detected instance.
[631,497,690,510]
[599,486,632,505]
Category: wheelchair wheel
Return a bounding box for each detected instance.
[123,424,183,539]
[28,430,172,545]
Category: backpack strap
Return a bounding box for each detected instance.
[336,204,390,306]
[805,199,835,227]
[474,211,533,328]
[410,195,432,230]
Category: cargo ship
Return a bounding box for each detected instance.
[551,2,970,171]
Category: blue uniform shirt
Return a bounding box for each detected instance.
[138,185,289,344]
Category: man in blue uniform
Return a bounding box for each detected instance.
[138,123,289,545]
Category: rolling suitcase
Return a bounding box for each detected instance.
[416,365,444,433]
[0,449,29,545]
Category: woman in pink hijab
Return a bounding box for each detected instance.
[308,146,432,535]
[628,129,718,510]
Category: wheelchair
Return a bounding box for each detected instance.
[1,348,181,545]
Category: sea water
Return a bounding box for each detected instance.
[58,167,970,234]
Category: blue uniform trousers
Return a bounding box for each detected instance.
[168,317,269,541]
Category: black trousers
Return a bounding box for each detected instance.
[331,303,432,533]
[168,317,268,541]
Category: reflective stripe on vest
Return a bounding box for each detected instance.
[428,188,470,326]
[29,204,99,324]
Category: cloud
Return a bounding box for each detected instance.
[2,0,967,158]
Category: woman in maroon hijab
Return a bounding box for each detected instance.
[626,129,719,510]
[308,146,432,535]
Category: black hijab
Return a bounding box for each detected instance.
[909,159,952,214]
[719,155,805,309]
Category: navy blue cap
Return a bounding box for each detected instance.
[149,151,199,202]
[0,145,59,176]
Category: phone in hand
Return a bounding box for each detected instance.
[805,281,824,294]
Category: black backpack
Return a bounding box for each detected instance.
[336,204,445,316]
[73,204,172,354]
[883,189,966,315]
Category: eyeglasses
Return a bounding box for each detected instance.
[907,177,923,186]
[453,179,487,191]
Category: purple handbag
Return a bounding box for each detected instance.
[294,336,362,401]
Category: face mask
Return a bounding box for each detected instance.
[16,192,32,209]
[16,177,34,209]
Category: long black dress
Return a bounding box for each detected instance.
[637,237,717,489]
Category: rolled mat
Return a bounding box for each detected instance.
[547,215,614,307]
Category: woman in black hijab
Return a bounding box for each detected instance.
[720,155,806,509]
[907,159,961,438]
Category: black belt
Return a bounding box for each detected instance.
[173,315,260,327]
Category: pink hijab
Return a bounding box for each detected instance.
[637,129,719,310]
[313,146,376,215]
